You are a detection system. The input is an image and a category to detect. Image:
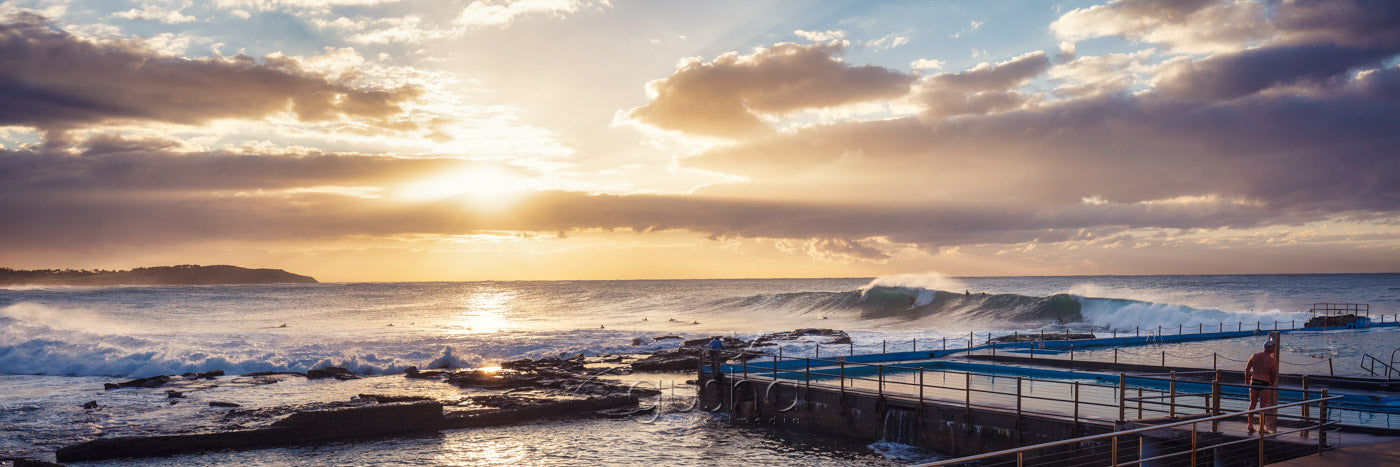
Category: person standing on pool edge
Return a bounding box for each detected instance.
[1244,339,1279,434]
[706,336,726,378]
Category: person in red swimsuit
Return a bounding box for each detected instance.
[1245,339,1278,434]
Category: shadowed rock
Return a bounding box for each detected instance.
[55,402,443,463]
[306,367,359,380]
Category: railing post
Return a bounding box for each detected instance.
[1210,376,1222,432]
[772,354,778,380]
[839,361,845,396]
[1162,350,1166,368]
[966,371,972,416]
[1137,387,1143,419]
[882,340,886,354]
[1191,422,1198,467]
[913,338,917,352]
[1301,375,1310,439]
[1179,323,1183,335]
[1070,344,1075,361]
[943,336,947,350]
[1213,352,1218,371]
[743,357,748,379]
[877,364,884,397]
[1170,370,1177,418]
[1258,414,1265,467]
[1114,347,1119,364]
[919,368,924,404]
[849,341,854,356]
[1329,358,1334,376]
[1111,435,1119,467]
[1136,326,1140,337]
[1319,389,1329,453]
[968,332,973,356]
[1073,381,1080,431]
[805,358,811,391]
[815,342,820,358]
[1016,376,1023,425]
[1118,373,1127,421]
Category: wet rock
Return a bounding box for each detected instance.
[682,336,746,348]
[446,370,541,389]
[502,355,586,373]
[404,366,448,379]
[166,390,185,399]
[358,394,434,403]
[181,370,224,380]
[753,328,851,346]
[209,401,241,408]
[56,402,445,463]
[444,395,642,429]
[631,349,700,372]
[82,400,98,410]
[306,367,359,380]
[104,375,171,390]
[244,371,306,377]
[11,458,68,467]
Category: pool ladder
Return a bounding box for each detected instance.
[1360,348,1400,380]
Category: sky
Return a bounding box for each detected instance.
[1,0,1398,282]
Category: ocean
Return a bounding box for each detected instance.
[2,273,1397,464]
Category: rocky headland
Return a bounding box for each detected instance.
[0,265,317,286]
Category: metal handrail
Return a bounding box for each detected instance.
[1361,353,1400,380]
[911,394,1341,467]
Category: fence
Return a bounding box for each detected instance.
[718,353,1337,429]
[755,315,1400,363]
[911,394,1340,467]
[709,354,1340,466]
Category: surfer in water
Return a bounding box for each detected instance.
[1245,339,1278,434]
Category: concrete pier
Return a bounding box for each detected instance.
[699,366,1330,465]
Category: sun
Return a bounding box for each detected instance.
[399,166,530,204]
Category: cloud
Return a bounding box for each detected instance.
[111,1,197,24]
[795,29,844,42]
[917,51,1050,119]
[1049,49,1155,97]
[626,42,915,138]
[864,33,909,51]
[910,58,945,70]
[0,15,420,134]
[1053,0,1400,55]
[1154,42,1397,100]
[1051,0,1267,54]
[454,0,605,28]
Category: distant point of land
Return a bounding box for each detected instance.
[0,265,318,286]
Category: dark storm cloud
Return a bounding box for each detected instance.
[0,14,419,131]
